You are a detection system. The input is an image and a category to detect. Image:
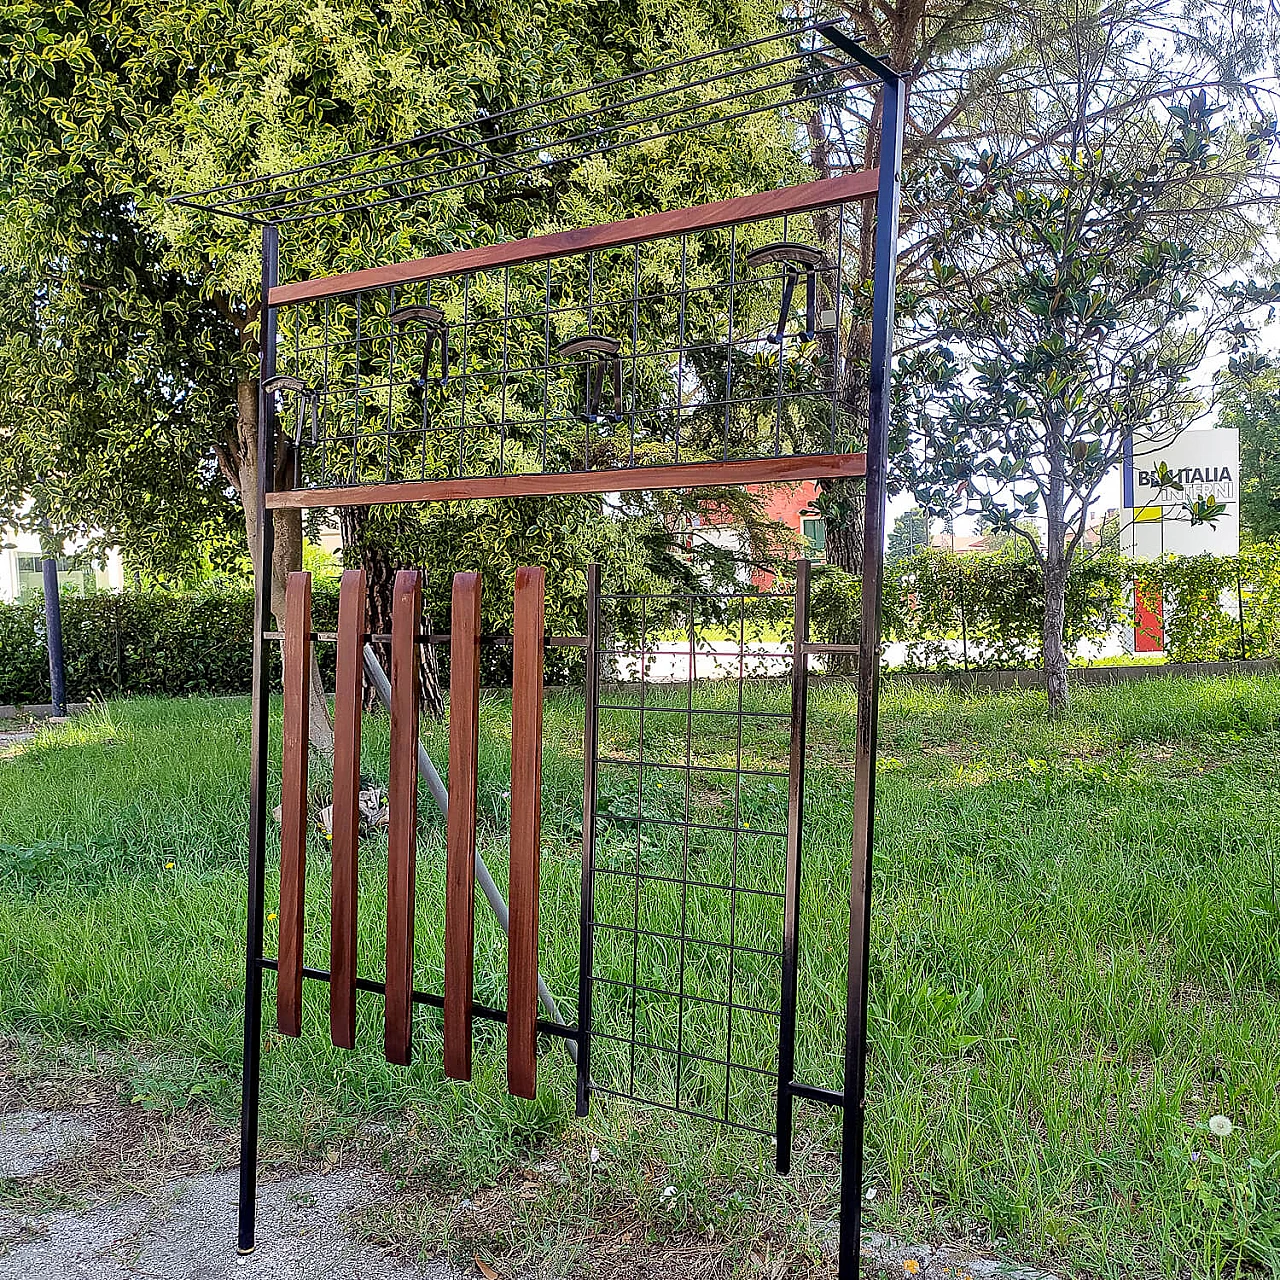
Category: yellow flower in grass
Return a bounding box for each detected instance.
[164,861,174,870]
[903,1262,921,1276]
[267,912,277,923]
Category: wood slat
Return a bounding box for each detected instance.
[384,570,422,1066]
[265,452,866,510]
[444,572,482,1081]
[277,571,312,1038]
[329,569,367,1050]
[507,566,545,1099]
[269,170,879,306]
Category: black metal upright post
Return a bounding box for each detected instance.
[41,553,66,717]
[821,28,904,1280]
[775,558,811,1174]
[576,562,601,1118]
[239,222,279,1256]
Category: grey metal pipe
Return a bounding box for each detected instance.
[361,644,576,1061]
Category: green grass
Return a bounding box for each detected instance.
[0,676,1278,1277]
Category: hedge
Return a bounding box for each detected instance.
[809,544,1280,670]
[4,544,1280,703]
[0,581,340,706]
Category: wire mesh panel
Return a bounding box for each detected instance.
[265,202,866,496]
[585,579,803,1134]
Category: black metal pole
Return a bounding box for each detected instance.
[818,30,904,1280]
[239,222,279,1256]
[576,562,601,1117]
[775,557,811,1174]
[41,554,66,717]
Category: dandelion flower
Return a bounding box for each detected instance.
[164,861,174,869]
[1208,1115,1233,1138]
[267,912,277,923]
[903,1260,920,1276]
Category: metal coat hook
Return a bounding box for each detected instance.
[391,305,450,390]
[557,335,622,423]
[263,374,320,448]
[746,242,826,342]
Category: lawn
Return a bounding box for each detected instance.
[0,674,1277,1277]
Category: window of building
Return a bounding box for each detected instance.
[801,517,826,551]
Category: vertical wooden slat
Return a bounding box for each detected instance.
[329,569,367,1050]
[507,565,545,1098]
[385,569,421,1066]
[277,571,312,1038]
[444,572,482,1080]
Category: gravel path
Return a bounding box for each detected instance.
[0,1111,465,1280]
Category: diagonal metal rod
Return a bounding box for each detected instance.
[361,643,576,1062]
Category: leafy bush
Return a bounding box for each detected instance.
[0,582,340,705]
[809,543,1280,670]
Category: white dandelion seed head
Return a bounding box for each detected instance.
[1208,1115,1234,1138]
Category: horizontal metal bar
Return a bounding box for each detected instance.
[802,643,860,655]
[264,453,865,509]
[587,1083,771,1136]
[597,758,790,781]
[269,172,877,305]
[787,1081,846,1108]
[589,1028,776,1078]
[595,705,792,721]
[257,958,576,1040]
[592,920,780,959]
[263,631,585,648]
[592,973,781,1019]
[596,812,787,839]
[592,863,785,901]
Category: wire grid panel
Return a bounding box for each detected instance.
[587,583,799,1134]
[269,204,865,492]
[171,21,876,224]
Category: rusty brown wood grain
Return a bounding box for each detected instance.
[444,572,482,1081]
[507,566,545,1099]
[277,571,312,1038]
[329,569,367,1050]
[269,171,878,305]
[264,453,866,510]
[384,569,421,1066]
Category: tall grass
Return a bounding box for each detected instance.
[0,676,1277,1275]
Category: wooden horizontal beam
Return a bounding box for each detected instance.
[269,170,879,306]
[264,453,866,510]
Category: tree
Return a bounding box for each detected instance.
[800,0,1280,575]
[894,52,1278,710]
[1219,355,1280,541]
[886,507,929,563]
[0,0,791,730]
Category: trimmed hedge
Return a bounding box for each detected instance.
[4,544,1280,703]
[0,581,340,706]
[810,544,1280,670]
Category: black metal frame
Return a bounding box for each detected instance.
[227,23,903,1280]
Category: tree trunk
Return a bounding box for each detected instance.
[235,373,335,754]
[1042,560,1070,714]
[338,505,445,719]
[1042,420,1071,715]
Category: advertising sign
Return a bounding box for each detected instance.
[1121,428,1240,560]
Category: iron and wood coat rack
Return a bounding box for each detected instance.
[174,20,902,1279]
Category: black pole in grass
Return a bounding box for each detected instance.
[41,554,66,718]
